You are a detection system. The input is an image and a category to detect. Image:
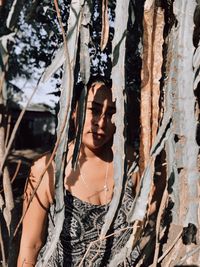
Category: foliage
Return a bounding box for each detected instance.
[6,1,59,81]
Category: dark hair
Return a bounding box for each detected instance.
[87,75,112,90]
[72,75,112,111]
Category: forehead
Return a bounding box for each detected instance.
[87,82,115,107]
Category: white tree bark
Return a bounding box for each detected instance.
[161,0,200,265]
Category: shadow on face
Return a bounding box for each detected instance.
[72,81,116,153]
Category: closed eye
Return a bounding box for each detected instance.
[88,107,101,115]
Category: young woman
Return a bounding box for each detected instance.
[17,80,140,266]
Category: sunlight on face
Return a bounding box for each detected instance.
[82,82,116,151]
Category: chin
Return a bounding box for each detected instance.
[82,135,112,151]
[88,143,104,150]
[82,140,104,151]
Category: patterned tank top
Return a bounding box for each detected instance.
[38,176,140,266]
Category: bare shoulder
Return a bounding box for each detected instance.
[26,152,55,206]
[31,152,54,182]
[32,152,54,168]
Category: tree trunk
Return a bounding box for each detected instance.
[0,42,14,267]
[161,0,200,265]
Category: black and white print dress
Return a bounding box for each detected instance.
[38,177,140,266]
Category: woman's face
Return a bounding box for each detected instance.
[79,82,116,152]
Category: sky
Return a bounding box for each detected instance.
[8,0,114,113]
[10,74,59,111]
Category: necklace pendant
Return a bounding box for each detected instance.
[104,185,109,191]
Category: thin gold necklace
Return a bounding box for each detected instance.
[78,161,109,193]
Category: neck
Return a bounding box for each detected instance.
[80,144,113,162]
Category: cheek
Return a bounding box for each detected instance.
[82,118,92,132]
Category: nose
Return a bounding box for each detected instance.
[95,114,107,129]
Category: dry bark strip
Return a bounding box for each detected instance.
[139,2,164,174]
[160,0,200,265]
[100,0,109,51]
[100,0,130,239]
[36,1,86,265]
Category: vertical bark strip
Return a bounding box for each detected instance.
[72,0,92,168]
[100,0,130,238]
[140,1,155,173]
[100,0,109,51]
[139,1,164,174]
[151,8,164,144]
[0,39,13,266]
[37,1,84,265]
[0,222,6,266]
[161,0,200,265]
[79,0,91,85]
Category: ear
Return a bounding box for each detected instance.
[72,104,78,125]
[72,109,76,120]
[72,101,78,119]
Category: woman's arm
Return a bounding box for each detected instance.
[17,154,54,267]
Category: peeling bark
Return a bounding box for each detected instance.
[139,3,164,174]
[160,0,200,265]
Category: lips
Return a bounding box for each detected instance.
[91,132,105,139]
